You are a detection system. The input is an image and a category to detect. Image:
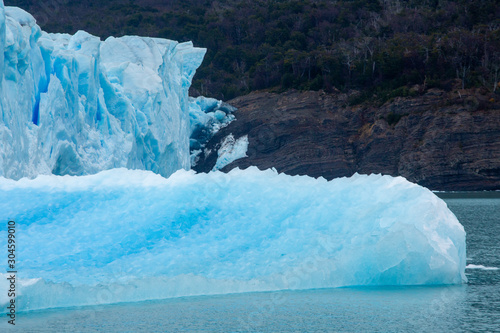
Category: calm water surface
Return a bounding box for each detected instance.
[4,193,499,332]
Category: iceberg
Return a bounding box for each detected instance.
[0,168,466,312]
[0,2,211,180]
[0,1,467,314]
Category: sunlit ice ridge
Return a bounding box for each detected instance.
[0,168,466,312]
[0,2,466,313]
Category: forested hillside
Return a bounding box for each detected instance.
[5,0,500,102]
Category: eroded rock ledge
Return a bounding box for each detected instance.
[194,88,500,191]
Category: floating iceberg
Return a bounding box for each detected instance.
[0,2,213,180]
[0,168,466,312]
[0,1,467,314]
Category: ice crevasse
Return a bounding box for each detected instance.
[0,168,466,312]
[0,2,235,179]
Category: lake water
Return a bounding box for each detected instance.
[4,193,499,332]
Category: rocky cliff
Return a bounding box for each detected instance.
[193,88,500,191]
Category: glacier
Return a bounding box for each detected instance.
[0,2,222,180]
[188,96,236,167]
[0,168,466,312]
[0,1,467,314]
[212,133,249,171]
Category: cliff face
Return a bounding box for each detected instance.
[193,89,500,191]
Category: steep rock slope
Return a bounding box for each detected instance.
[194,89,500,191]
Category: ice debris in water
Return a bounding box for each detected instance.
[0,168,466,312]
[466,264,499,270]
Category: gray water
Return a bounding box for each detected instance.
[5,194,500,332]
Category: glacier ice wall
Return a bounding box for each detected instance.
[0,168,466,312]
[0,3,206,179]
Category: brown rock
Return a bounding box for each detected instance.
[193,89,500,191]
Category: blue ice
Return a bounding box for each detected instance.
[0,2,211,180]
[0,168,466,312]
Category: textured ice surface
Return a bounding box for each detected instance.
[212,134,249,170]
[0,168,466,312]
[188,96,236,166]
[0,3,208,179]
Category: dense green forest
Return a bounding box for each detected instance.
[6,0,500,102]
